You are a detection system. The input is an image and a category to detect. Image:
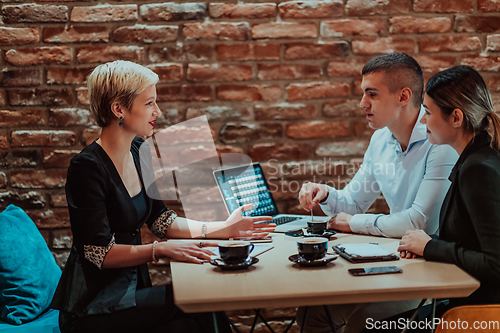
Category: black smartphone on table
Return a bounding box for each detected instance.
[348,266,403,276]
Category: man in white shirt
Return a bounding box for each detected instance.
[299,54,457,238]
[297,53,458,332]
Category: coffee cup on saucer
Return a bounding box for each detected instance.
[307,220,327,235]
[297,237,328,261]
[218,241,255,265]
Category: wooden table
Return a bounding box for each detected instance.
[170,233,479,314]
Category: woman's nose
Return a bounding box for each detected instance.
[153,103,161,117]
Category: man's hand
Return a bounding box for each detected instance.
[299,182,330,212]
[327,213,353,232]
[397,229,431,257]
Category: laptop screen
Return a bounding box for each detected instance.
[213,163,280,217]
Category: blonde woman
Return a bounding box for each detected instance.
[51,60,274,333]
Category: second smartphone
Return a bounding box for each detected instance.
[348,266,403,276]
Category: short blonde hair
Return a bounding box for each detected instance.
[87,60,159,128]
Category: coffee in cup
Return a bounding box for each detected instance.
[307,220,327,235]
[297,237,328,261]
[218,241,255,264]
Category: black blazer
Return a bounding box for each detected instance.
[51,137,170,316]
[424,131,500,306]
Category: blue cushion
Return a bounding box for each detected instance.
[0,205,62,325]
[0,309,60,333]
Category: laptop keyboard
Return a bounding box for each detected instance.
[272,216,300,225]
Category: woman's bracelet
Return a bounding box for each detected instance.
[151,240,159,264]
[201,222,208,239]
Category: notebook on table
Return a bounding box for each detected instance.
[332,243,399,263]
[213,163,325,232]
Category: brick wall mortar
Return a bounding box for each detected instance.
[2,0,500,241]
[1,0,499,328]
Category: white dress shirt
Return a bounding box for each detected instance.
[320,107,458,238]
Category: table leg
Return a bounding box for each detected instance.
[401,299,428,333]
[283,316,296,333]
[224,313,242,333]
[300,306,310,333]
[249,309,277,333]
[430,299,436,333]
[249,309,260,333]
[254,309,277,333]
[213,312,220,333]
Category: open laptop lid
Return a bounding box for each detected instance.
[213,163,280,218]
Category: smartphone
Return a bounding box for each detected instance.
[348,266,403,276]
[284,228,304,237]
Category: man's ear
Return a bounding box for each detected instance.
[399,87,412,106]
[450,108,465,128]
[110,102,124,120]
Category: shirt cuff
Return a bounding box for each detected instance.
[84,234,116,270]
[349,214,383,235]
[348,214,368,234]
[150,210,177,239]
[319,186,337,215]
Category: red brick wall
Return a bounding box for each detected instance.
[1,0,500,268]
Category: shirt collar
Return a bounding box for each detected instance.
[390,106,428,154]
[449,131,491,182]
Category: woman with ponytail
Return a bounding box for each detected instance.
[398,65,500,309]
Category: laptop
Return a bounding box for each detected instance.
[213,162,326,232]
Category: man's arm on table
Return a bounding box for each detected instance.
[320,140,381,220]
[322,144,457,238]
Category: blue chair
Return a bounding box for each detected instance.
[0,205,62,333]
[0,309,60,333]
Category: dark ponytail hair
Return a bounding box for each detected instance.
[488,112,500,151]
[425,65,500,152]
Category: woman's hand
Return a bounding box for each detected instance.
[157,240,219,264]
[397,230,432,257]
[222,203,275,239]
[399,250,418,259]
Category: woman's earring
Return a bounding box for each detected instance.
[119,116,124,127]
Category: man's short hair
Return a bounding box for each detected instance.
[87,60,159,128]
[362,53,424,108]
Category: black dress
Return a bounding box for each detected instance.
[51,137,175,316]
[51,137,231,333]
[424,131,500,306]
